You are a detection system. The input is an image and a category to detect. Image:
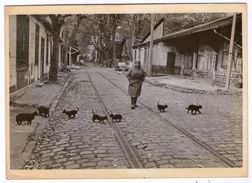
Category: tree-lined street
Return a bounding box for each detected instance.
[23,67,242,169]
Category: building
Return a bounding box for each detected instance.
[133,14,242,87]
[9,15,63,93]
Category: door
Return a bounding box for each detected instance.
[167,52,176,74]
[16,15,29,90]
[40,37,45,77]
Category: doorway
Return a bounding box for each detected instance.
[40,37,45,77]
[166,52,176,74]
[16,15,29,90]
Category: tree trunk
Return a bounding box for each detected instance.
[49,31,60,81]
[131,24,135,61]
[111,29,116,68]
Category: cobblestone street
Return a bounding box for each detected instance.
[27,67,243,169]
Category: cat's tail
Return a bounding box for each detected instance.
[157,100,160,106]
[92,109,94,114]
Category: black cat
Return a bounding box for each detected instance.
[16,111,38,125]
[110,113,123,122]
[63,107,79,118]
[186,105,202,115]
[38,106,49,118]
[157,101,168,112]
[92,110,107,124]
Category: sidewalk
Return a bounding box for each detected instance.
[145,75,242,95]
[10,72,72,169]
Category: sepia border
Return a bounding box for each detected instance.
[5,3,248,179]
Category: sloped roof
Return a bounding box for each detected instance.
[141,18,164,43]
[133,13,241,48]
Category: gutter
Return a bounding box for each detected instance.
[213,29,242,49]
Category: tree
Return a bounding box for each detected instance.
[108,14,123,67]
[62,15,86,65]
[48,14,70,81]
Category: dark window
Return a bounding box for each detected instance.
[35,24,40,65]
[215,53,218,71]
[46,34,49,65]
[16,15,29,68]
[221,51,228,69]
[40,37,45,76]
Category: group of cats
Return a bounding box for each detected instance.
[92,109,123,124]
[157,101,203,115]
[15,101,202,125]
[15,105,123,125]
[15,106,79,125]
[16,106,49,125]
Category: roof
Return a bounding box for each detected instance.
[141,18,164,43]
[32,15,52,32]
[133,13,241,48]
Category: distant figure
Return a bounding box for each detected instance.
[127,60,145,109]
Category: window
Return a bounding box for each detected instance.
[35,24,40,65]
[16,15,29,67]
[46,34,49,65]
[221,51,228,69]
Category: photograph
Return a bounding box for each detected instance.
[5,3,247,179]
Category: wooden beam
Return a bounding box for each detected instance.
[147,14,154,76]
[225,13,237,89]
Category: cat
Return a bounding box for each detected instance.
[157,101,168,112]
[63,107,79,118]
[186,105,202,115]
[110,113,123,122]
[92,109,107,124]
[38,106,49,118]
[16,111,38,125]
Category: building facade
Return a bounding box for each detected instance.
[133,14,242,87]
[9,15,63,93]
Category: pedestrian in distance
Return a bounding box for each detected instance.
[127,60,145,109]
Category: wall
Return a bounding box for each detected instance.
[152,42,177,74]
[29,16,36,82]
[9,16,17,92]
[143,22,164,43]
[29,16,49,81]
[9,15,51,93]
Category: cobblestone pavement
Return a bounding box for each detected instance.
[28,67,242,169]
[31,69,129,169]
[97,68,243,167]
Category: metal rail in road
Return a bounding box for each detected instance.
[96,70,236,168]
[86,69,143,169]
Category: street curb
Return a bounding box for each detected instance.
[49,74,73,115]
[145,78,242,96]
[113,70,242,96]
[22,73,73,169]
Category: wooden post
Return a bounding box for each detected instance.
[180,55,185,75]
[147,14,154,76]
[191,53,197,79]
[225,13,237,89]
[212,52,217,80]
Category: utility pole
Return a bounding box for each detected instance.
[225,13,237,89]
[147,14,154,76]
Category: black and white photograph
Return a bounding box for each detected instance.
[5,3,247,179]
